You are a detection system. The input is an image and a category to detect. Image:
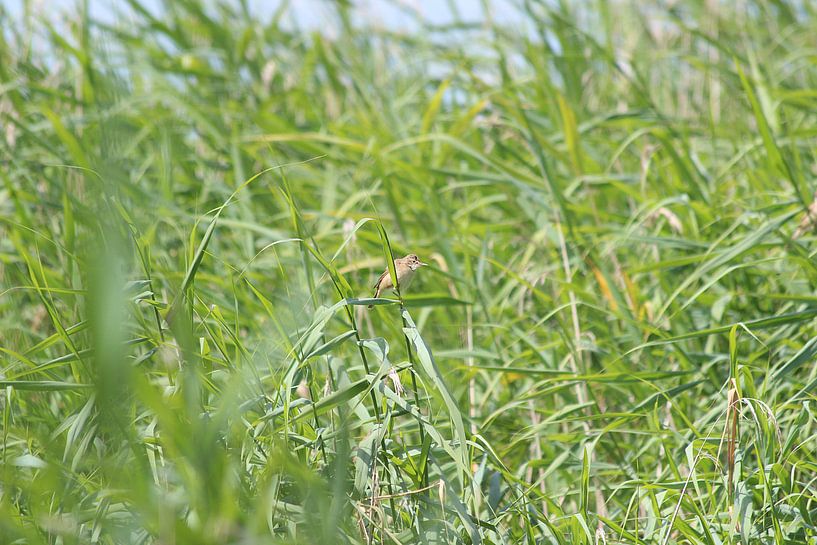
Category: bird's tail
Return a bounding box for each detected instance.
[368,288,380,309]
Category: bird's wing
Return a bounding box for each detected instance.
[373,269,390,293]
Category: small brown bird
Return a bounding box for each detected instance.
[368,254,428,308]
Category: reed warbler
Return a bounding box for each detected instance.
[368,254,427,308]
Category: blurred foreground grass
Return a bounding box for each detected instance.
[2,1,817,543]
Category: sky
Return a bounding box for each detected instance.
[6,0,525,29]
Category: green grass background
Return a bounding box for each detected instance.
[2,0,817,543]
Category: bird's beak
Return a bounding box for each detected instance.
[419,261,429,267]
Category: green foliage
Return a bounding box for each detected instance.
[2,0,817,543]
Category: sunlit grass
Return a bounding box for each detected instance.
[2,0,817,543]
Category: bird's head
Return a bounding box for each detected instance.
[404,253,428,271]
